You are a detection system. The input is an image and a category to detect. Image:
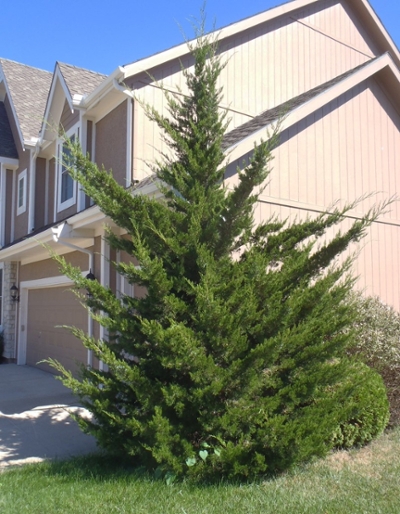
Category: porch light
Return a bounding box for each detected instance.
[10,284,20,302]
[85,270,96,298]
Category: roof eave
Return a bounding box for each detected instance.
[224,52,399,164]
[81,66,125,110]
[121,0,400,82]
[40,65,74,144]
[348,0,400,68]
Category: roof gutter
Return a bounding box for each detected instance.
[81,66,125,110]
[51,221,94,271]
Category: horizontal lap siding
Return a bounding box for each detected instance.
[131,0,378,181]
[20,251,89,282]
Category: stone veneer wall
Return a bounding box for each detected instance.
[2,261,17,360]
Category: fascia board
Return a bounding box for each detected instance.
[223,53,396,164]
[133,180,162,198]
[0,63,25,150]
[83,0,400,108]
[55,66,74,111]
[66,205,104,230]
[0,156,18,167]
[121,0,400,82]
[70,180,162,231]
[40,66,73,143]
[352,0,400,65]
[81,66,125,110]
[0,228,55,261]
[121,0,317,80]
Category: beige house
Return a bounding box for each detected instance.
[0,0,399,373]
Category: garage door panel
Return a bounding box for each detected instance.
[26,286,88,375]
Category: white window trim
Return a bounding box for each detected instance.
[17,169,27,216]
[57,126,78,212]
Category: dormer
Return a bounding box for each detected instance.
[39,63,106,221]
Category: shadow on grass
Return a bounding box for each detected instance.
[17,452,269,488]
[33,453,149,481]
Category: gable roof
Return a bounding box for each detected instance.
[57,62,106,98]
[224,52,400,164]
[0,59,52,143]
[127,52,400,193]
[0,101,18,158]
[118,0,400,82]
[40,63,106,143]
[79,0,400,113]
[222,57,378,150]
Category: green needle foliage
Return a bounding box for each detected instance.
[52,31,389,480]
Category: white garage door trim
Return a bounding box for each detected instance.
[17,274,88,365]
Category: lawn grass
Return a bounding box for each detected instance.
[1,427,400,514]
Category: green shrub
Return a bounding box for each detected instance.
[350,292,400,370]
[331,361,389,448]
[349,292,400,425]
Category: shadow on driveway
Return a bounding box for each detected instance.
[0,364,98,469]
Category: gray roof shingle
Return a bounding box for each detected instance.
[57,62,106,98]
[222,57,378,150]
[0,59,52,141]
[131,59,379,192]
[0,101,18,158]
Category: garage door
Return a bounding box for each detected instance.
[26,286,88,376]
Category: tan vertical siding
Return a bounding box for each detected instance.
[86,120,93,159]
[34,157,46,230]
[95,100,127,186]
[13,149,31,241]
[55,202,78,222]
[48,158,55,224]
[230,76,400,310]
[4,170,13,245]
[85,120,93,208]
[128,0,380,181]
[60,100,79,132]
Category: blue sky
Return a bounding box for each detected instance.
[0,1,398,75]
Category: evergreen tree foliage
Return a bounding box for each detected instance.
[52,32,389,480]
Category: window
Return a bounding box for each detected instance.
[57,129,77,211]
[17,169,27,215]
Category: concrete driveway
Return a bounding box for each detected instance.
[0,364,98,469]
